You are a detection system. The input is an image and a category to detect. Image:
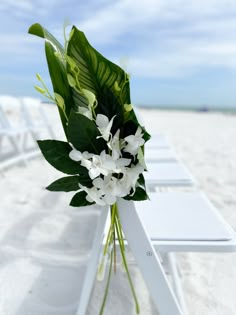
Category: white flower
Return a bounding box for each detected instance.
[137,147,147,170]
[108,129,121,160]
[93,175,123,197]
[93,175,128,204]
[121,163,144,193]
[81,150,116,180]
[69,148,93,162]
[124,126,145,156]
[69,149,83,162]
[107,129,131,168]
[102,194,117,206]
[78,106,93,120]
[96,114,115,141]
[80,185,106,206]
[80,161,145,206]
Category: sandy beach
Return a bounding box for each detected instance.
[0,105,236,315]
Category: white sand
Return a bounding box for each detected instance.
[0,106,236,315]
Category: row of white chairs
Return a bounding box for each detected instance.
[0,95,54,171]
[77,133,236,315]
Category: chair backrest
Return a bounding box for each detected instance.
[21,97,55,139]
[21,97,52,129]
[0,95,24,130]
[21,97,42,126]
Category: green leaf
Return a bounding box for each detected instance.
[54,92,65,113]
[46,176,80,192]
[34,85,46,94]
[70,191,94,207]
[67,26,130,114]
[37,140,87,175]
[124,187,149,201]
[143,128,151,142]
[137,174,146,188]
[67,111,106,154]
[96,87,123,134]
[28,23,74,136]
[120,120,139,139]
[36,73,43,81]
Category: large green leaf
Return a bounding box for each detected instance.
[37,140,88,175]
[70,191,94,207]
[67,111,106,154]
[28,23,74,136]
[67,26,130,115]
[96,86,123,134]
[124,187,149,201]
[46,176,80,192]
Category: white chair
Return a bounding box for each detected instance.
[0,96,29,168]
[145,147,178,162]
[0,96,43,170]
[21,97,55,141]
[145,161,195,189]
[76,191,236,315]
[147,133,171,149]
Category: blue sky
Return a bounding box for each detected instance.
[1,0,236,108]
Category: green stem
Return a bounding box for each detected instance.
[103,205,116,256]
[115,208,140,314]
[114,204,125,252]
[98,203,140,314]
[114,216,125,253]
[113,228,116,273]
[99,249,113,315]
[39,78,54,100]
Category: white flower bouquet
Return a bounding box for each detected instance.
[29,22,151,314]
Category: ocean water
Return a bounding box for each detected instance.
[136,103,236,113]
[43,101,236,113]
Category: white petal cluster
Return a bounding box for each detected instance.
[69,113,145,206]
[124,126,145,156]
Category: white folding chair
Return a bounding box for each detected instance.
[146,133,171,149]
[135,191,236,314]
[145,161,195,189]
[76,191,236,315]
[145,147,178,162]
[0,96,28,167]
[21,97,55,141]
[0,96,43,170]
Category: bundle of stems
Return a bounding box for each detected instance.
[98,203,140,315]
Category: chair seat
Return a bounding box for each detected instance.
[0,127,28,136]
[146,134,171,149]
[146,148,178,162]
[135,192,233,242]
[145,162,194,186]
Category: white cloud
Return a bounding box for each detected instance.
[0,0,59,16]
[77,0,162,44]
[1,0,236,80]
[0,34,38,53]
[75,0,236,78]
[0,0,33,11]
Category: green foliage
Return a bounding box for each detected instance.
[124,187,149,201]
[28,23,74,137]
[37,140,88,175]
[67,111,106,154]
[70,191,94,207]
[67,27,130,116]
[46,176,81,192]
[96,86,123,133]
[29,23,151,209]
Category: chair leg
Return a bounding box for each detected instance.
[117,198,184,315]
[9,134,28,166]
[76,206,109,315]
[165,253,188,315]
